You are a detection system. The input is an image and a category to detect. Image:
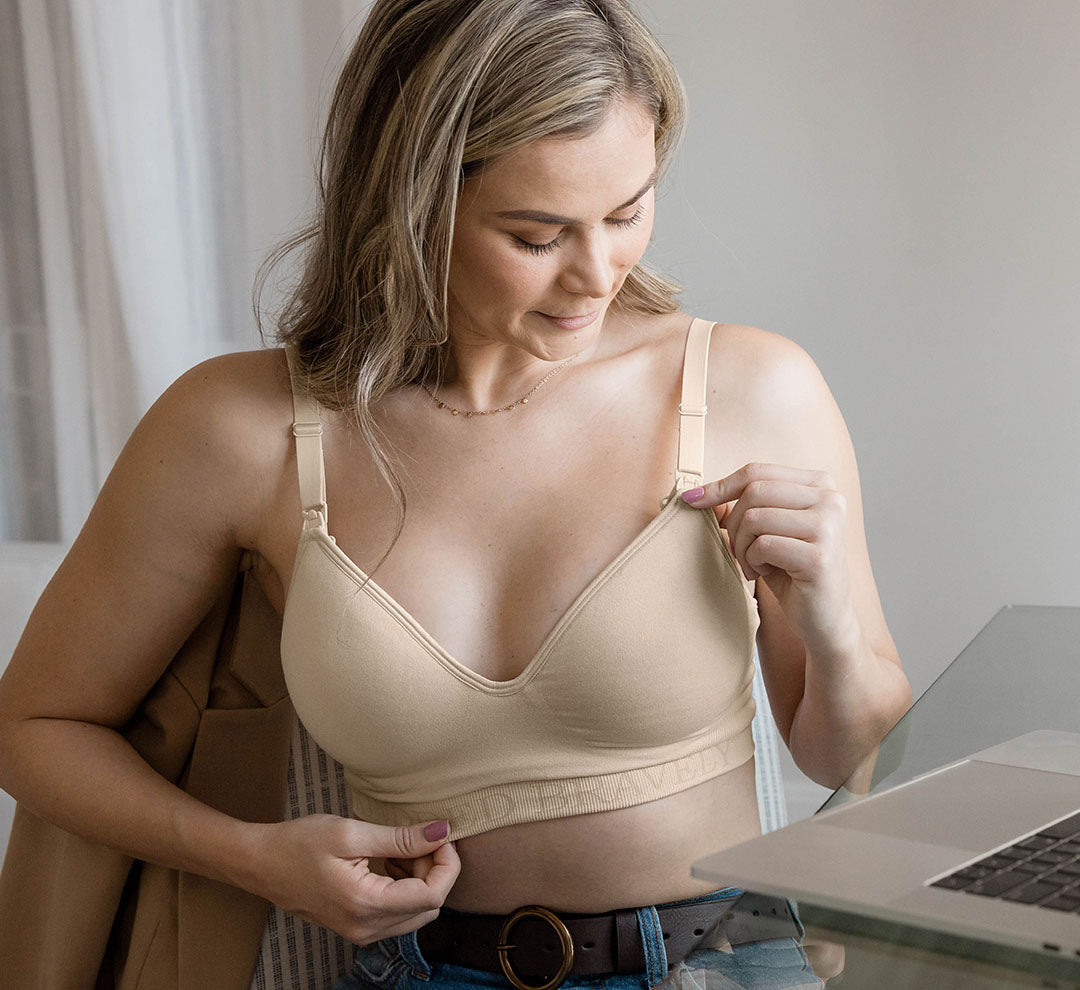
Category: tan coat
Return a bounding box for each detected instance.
[0,557,292,989]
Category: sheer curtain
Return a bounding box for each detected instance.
[0,0,370,978]
[0,0,364,544]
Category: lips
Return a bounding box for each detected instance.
[538,310,600,330]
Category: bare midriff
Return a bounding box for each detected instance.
[438,758,761,914]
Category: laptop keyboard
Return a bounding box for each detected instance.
[931,810,1080,912]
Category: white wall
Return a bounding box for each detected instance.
[645,0,1080,706]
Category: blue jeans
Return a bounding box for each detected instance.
[331,889,824,990]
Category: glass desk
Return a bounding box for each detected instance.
[702,605,1080,989]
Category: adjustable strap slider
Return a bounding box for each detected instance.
[292,421,323,438]
[675,473,704,492]
[302,505,328,528]
[678,403,707,417]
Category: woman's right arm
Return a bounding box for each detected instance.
[0,352,458,943]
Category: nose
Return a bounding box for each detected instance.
[557,231,616,299]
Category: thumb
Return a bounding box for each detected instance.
[352,819,451,859]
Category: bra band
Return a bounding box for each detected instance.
[675,318,716,488]
[284,346,327,523]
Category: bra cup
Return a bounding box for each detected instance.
[536,506,756,746]
[282,541,473,770]
[280,498,759,837]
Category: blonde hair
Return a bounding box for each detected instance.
[256,0,687,523]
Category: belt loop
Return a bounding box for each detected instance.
[635,905,669,988]
[613,907,640,974]
[787,898,806,941]
[399,930,433,981]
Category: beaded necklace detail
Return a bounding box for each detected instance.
[422,357,575,417]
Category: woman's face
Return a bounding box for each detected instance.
[447,100,658,363]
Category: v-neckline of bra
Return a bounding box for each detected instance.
[288,487,710,693]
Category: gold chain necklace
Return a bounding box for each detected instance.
[422,357,575,417]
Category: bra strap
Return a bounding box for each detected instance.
[675,318,716,489]
[284,346,328,524]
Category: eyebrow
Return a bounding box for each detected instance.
[494,167,659,226]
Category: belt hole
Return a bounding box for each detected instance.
[544,945,554,953]
[752,910,760,917]
[662,931,670,940]
[693,928,704,936]
[582,941,595,951]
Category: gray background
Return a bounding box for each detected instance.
[644,0,1080,708]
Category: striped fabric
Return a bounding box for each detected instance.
[249,713,357,990]
[750,655,789,833]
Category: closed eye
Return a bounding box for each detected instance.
[514,235,562,257]
[512,205,647,257]
[609,204,647,229]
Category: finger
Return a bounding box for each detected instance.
[732,507,820,581]
[683,464,832,509]
[744,533,821,582]
[410,853,436,882]
[375,842,461,913]
[347,876,441,936]
[348,819,452,860]
[723,480,822,533]
[723,481,825,561]
[369,907,442,942]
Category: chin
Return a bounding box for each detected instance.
[538,328,602,363]
[529,305,612,351]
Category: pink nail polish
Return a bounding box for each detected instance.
[424,820,449,841]
[682,487,705,504]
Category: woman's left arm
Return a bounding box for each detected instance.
[684,328,913,789]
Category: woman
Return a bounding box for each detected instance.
[0,0,911,988]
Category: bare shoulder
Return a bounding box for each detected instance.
[77,344,296,587]
[132,348,293,535]
[632,315,822,400]
[0,347,295,727]
[707,323,825,406]
[160,346,291,441]
[705,323,844,464]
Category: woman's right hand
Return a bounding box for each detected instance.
[248,815,460,944]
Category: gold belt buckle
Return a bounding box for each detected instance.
[497,905,575,990]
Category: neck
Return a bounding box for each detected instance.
[436,329,604,413]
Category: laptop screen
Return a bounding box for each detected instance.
[818,605,1080,813]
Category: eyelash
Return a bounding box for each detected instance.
[514,205,647,257]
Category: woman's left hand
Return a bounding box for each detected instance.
[682,462,856,654]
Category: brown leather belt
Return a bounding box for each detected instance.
[416,893,802,990]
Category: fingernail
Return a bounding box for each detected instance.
[681,487,705,504]
[424,820,449,841]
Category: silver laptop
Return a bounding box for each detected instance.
[692,729,1080,965]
